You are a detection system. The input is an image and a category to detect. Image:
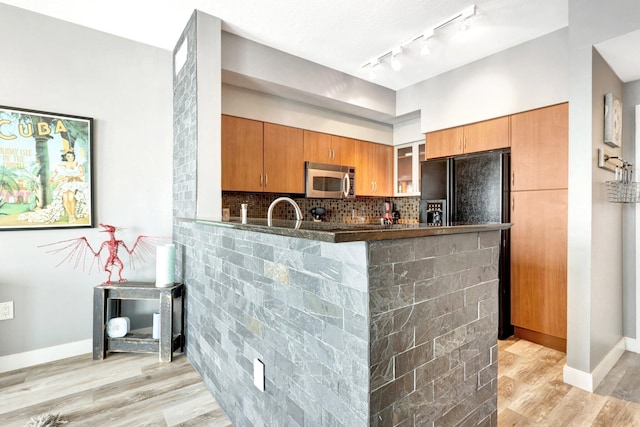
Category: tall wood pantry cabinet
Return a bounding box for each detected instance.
[510,102,568,352]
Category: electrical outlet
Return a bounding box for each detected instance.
[0,301,14,320]
[253,358,265,392]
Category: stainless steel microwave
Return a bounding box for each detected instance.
[305,162,355,199]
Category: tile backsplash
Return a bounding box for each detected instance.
[222,192,420,223]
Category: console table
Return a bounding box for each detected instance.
[93,282,184,362]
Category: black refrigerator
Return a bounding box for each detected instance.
[419,150,512,339]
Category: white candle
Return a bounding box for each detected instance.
[155,244,175,287]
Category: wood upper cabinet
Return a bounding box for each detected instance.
[425,116,509,160]
[330,135,355,166]
[511,103,568,191]
[510,189,568,348]
[355,140,393,197]
[304,130,355,166]
[464,116,510,154]
[303,130,331,163]
[425,127,463,159]
[222,115,303,193]
[263,123,304,193]
[221,115,263,192]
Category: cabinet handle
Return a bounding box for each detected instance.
[512,196,515,211]
[260,174,263,188]
[463,136,467,151]
[511,171,515,188]
[265,174,268,188]
[458,138,462,151]
[332,148,335,160]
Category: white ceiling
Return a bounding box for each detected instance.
[0,0,569,91]
[595,29,640,83]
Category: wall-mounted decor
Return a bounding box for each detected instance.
[0,106,93,230]
[604,92,622,148]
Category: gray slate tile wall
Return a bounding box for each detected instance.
[176,221,371,426]
[368,232,500,427]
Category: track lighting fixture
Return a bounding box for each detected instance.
[391,48,403,71]
[458,5,475,31]
[361,4,476,77]
[368,58,378,80]
[420,29,434,56]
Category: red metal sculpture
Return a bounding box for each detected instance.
[41,223,166,284]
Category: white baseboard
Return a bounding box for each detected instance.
[0,339,91,373]
[563,337,626,392]
[625,337,640,353]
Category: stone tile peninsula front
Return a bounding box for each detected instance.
[174,219,508,426]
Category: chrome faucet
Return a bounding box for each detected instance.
[267,197,303,227]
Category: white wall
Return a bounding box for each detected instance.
[222,31,397,123]
[222,84,393,145]
[623,79,640,339]
[565,0,640,386]
[0,4,173,359]
[397,28,569,132]
[589,49,624,366]
[195,12,222,220]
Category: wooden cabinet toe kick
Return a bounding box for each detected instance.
[514,326,566,353]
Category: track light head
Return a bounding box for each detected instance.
[459,4,475,31]
[391,48,403,71]
[421,29,434,55]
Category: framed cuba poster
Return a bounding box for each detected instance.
[0,106,93,230]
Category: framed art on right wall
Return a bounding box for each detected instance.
[604,92,622,148]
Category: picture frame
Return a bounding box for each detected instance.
[0,106,93,230]
[604,92,622,148]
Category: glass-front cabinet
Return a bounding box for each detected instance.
[395,141,425,196]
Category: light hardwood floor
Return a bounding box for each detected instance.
[0,353,232,427]
[499,337,640,426]
[2,340,640,426]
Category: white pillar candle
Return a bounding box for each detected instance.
[155,244,175,287]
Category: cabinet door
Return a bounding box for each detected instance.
[303,130,333,164]
[510,189,567,342]
[264,123,304,193]
[425,127,463,159]
[396,145,413,194]
[373,143,393,196]
[355,140,392,197]
[463,116,510,154]
[511,103,568,191]
[355,139,374,196]
[221,115,263,192]
[331,135,355,166]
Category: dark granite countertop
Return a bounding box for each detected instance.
[179,217,511,243]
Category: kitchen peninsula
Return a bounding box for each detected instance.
[173,13,508,425]
[176,217,508,426]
